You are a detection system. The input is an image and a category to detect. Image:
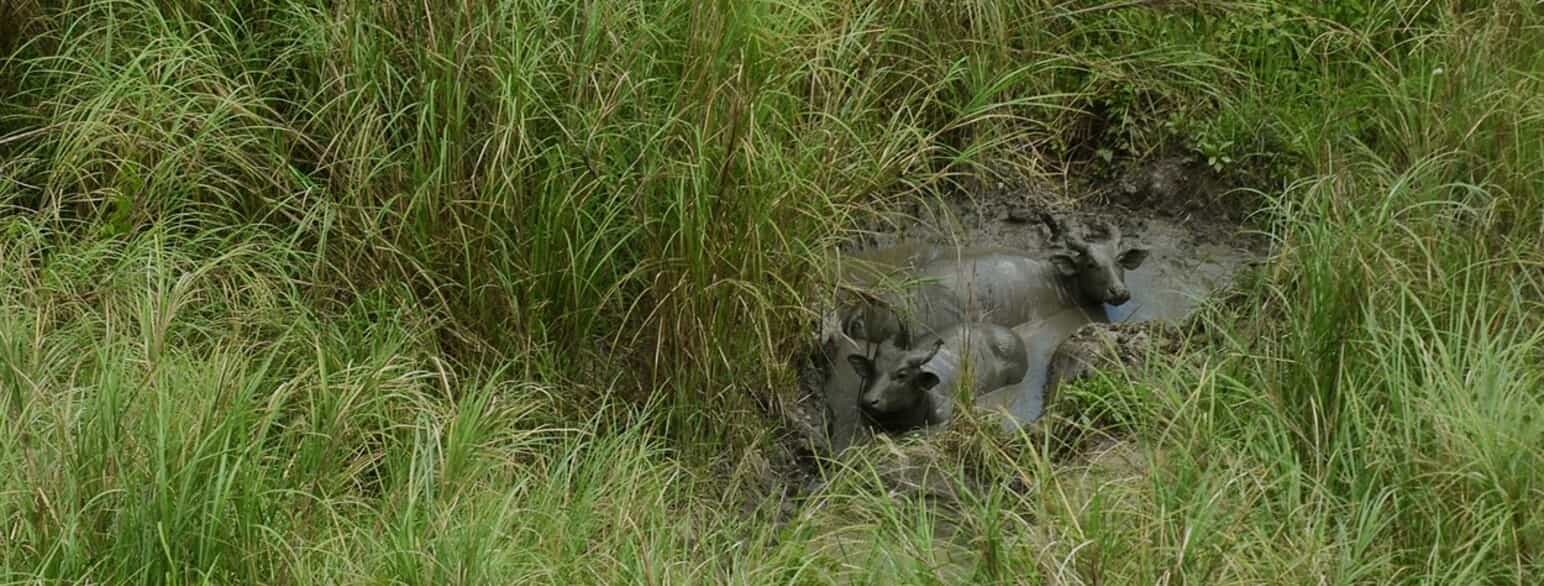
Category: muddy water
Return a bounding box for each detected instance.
[835,216,1257,436]
[1001,307,1106,423]
[992,217,1254,427]
[1102,220,1250,324]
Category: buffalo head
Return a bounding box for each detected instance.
[1041,214,1150,306]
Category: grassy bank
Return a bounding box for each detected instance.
[1,1,1540,583]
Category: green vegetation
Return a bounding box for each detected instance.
[1,1,1539,583]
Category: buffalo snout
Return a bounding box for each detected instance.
[861,388,887,411]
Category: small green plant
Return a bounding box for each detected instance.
[1164,111,1241,174]
[1196,134,1236,173]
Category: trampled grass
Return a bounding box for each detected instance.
[1,1,1540,583]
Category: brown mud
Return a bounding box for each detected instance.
[756,151,1271,528]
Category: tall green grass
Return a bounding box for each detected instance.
[2,1,1540,583]
[5,0,1202,431]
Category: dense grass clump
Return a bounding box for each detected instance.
[1,1,1540,583]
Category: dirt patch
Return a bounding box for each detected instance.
[848,149,1271,255]
[1105,150,1262,226]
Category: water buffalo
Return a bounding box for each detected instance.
[812,214,1152,440]
[846,322,1029,433]
[832,214,1150,344]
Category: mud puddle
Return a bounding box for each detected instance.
[835,193,1261,432]
[743,153,1279,577]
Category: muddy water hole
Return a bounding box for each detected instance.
[778,156,1271,514]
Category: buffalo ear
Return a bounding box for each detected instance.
[1049,252,1080,276]
[846,355,874,379]
[1118,247,1151,270]
[915,372,940,391]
